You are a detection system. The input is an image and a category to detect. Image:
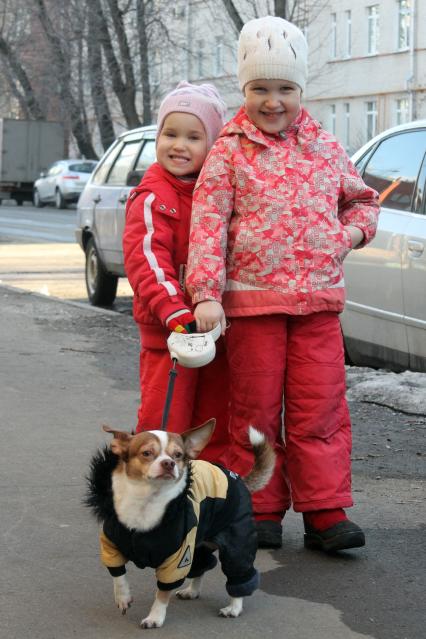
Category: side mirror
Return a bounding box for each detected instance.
[126,170,144,186]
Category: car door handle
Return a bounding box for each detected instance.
[408,240,424,255]
[93,195,101,204]
[118,194,128,204]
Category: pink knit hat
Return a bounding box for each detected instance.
[157,81,227,149]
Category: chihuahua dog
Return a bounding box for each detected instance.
[86,419,275,629]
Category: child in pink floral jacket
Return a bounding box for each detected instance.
[186,16,380,550]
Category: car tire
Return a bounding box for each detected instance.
[55,188,66,209]
[33,189,44,208]
[85,237,118,306]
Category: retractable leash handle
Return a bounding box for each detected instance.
[166,322,222,368]
[161,324,222,430]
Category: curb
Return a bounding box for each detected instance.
[0,283,123,317]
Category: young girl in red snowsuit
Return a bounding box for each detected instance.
[186,17,380,548]
[123,82,229,463]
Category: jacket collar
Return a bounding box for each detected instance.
[221,106,321,148]
[133,162,196,198]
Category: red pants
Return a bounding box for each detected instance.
[225,312,353,516]
[136,335,230,464]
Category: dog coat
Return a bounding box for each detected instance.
[86,448,259,596]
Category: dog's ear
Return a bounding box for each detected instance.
[181,419,216,459]
[102,425,132,459]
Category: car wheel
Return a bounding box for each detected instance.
[85,237,118,306]
[33,189,44,208]
[55,188,66,209]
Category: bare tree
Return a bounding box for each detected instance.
[86,2,116,149]
[0,33,45,118]
[33,0,98,158]
[91,0,142,129]
[136,0,152,125]
[222,0,243,33]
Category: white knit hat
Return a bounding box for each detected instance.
[237,16,308,92]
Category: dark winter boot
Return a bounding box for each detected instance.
[255,520,283,549]
[304,519,365,552]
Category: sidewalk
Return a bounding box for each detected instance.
[1,286,424,639]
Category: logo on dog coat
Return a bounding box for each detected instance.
[177,545,192,569]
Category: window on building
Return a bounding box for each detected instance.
[367,5,380,54]
[397,0,411,49]
[366,101,378,140]
[214,36,224,76]
[344,103,351,150]
[396,98,410,125]
[330,104,336,135]
[345,10,352,57]
[362,130,426,211]
[197,40,205,78]
[330,13,337,58]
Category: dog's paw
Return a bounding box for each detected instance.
[140,615,164,629]
[113,576,133,614]
[176,587,200,600]
[176,576,202,600]
[218,597,243,618]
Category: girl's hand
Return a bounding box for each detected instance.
[346,225,364,248]
[194,301,226,335]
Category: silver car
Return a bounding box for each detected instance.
[343,120,426,372]
[75,125,156,306]
[33,159,97,209]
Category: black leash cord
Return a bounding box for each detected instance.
[161,358,178,431]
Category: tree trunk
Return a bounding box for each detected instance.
[91,0,141,129]
[221,0,243,34]
[274,0,288,19]
[34,0,98,158]
[0,35,45,119]
[87,4,116,150]
[136,0,152,125]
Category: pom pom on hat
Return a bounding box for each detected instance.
[157,81,227,149]
[237,16,308,92]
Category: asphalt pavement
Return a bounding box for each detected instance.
[1,285,424,639]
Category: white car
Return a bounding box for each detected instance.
[343,120,426,372]
[33,159,97,209]
[76,126,156,305]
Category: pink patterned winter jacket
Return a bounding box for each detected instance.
[186,106,380,317]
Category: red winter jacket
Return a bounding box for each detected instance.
[187,107,380,317]
[123,162,195,348]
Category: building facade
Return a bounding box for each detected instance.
[153,0,426,153]
[305,0,426,153]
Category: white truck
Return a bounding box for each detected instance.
[0,119,64,205]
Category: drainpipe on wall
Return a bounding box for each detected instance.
[408,0,417,120]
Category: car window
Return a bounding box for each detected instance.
[134,139,156,172]
[105,140,142,186]
[91,141,123,185]
[413,152,426,214]
[48,164,61,176]
[68,162,97,173]
[362,130,426,211]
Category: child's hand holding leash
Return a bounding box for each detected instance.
[194,300,226,335]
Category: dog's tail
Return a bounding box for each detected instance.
[243,427,276,494]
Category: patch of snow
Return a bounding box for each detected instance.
[346,367,426,416]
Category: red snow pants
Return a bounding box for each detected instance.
[136,335,230,465]
[225,312,353,516]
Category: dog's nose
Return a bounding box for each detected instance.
[161,459,175,472]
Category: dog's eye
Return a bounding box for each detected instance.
[173,451,183,459]
[141,450,152,458]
